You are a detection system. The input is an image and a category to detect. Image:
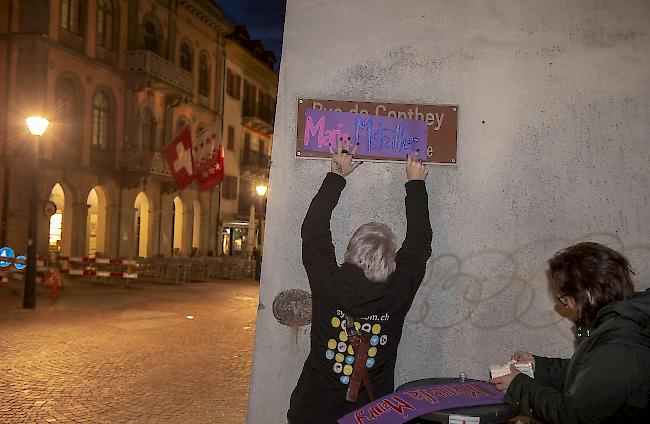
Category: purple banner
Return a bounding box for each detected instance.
[338,381,504,424]
[303,109,428,161]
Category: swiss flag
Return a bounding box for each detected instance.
[164,126,194,189]
[197,144,225,191]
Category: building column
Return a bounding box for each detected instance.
[144,208,155,258]
[199,208,210,256]
[181,211,192,256]
[159,207,173,257]
[118,205,136,259]
[210,187,221,256]
[105,206,120,258]
[149,207,161,257]
[70,203,89,256]
[36,203,50,256]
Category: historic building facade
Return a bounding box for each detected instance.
[0,0,277,260]
[220,26,276,257]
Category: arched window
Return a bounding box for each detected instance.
[61,0,81,34]
[198,52,210,96]
[143,20,157,52]
[140,107,156,150]
[92,91,110,150]
[180,41,193,72]
[56,78,77,117]
[97,0,115,50]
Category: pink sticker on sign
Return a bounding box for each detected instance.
[303,109,428,161]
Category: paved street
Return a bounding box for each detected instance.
[0,278,259,423]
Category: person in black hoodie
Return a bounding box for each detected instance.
[491,242,650,423]
[287,139,432,424]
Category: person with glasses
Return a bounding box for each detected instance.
[491,242,650,423]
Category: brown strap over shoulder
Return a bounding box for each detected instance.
[345,316,375,403]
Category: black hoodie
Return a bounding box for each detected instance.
[288,172,432,424]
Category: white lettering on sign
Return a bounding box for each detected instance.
[312,101,445,130]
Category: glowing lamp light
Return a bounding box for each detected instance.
[25,116,49,136]
[255,185,268,196]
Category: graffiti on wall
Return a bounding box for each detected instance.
[407,233,650,335]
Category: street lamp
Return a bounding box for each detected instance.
[248,184,268,256]
[24,116,49,309]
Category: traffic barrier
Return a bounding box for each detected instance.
[1,256,48,284]
[58,256,138,284]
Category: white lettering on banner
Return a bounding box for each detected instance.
[173,143,193,174]
[312,102,444,130]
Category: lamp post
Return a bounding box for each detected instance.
[24,116,49,309]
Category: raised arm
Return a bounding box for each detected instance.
[393,154,432,300]
[301,172,346,290]
[301,138,361,293]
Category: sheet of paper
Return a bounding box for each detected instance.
[449,415,480,424]
[489,360,534,379]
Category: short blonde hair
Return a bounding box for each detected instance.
[344,222,397,283]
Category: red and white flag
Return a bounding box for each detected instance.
[193,123,225,191]
[163,126,194,189]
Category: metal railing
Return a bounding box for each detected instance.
[120,149,170,176]
[126,50,194,93]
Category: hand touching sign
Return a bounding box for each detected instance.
[329,137,362,177]
[406,153,428,181]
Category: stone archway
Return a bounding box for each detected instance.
[134,192,151,258]
[86,186,110,257]
[48,183,71,255]
[171,196,184,255]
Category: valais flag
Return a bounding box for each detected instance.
[193,123,225,191]
[163,126,194,189]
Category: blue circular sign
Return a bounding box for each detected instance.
[0,246,14,268]
[14,255,27,270]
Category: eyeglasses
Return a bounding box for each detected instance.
[555,293,569,307]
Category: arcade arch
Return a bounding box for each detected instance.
[134,192,151,258]
[86,187,109,257]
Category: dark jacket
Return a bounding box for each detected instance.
[505,288,650,423]
[287,173,432,424]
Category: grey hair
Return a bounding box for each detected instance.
[344,222,397,283]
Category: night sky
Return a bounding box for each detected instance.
[214,0,287,71]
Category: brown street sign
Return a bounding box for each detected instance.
[296,98,458,164]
